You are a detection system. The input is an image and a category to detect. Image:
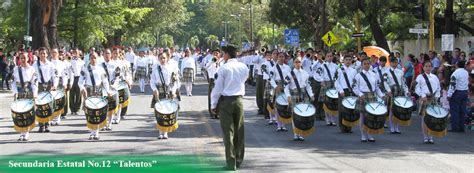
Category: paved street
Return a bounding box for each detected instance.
[1,74,473,172]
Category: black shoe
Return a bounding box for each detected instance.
[281,127,288,132]
[89,135,94,140]
[361,139,368,142]
[326,123,332,126]
[341,130,352,133]
[93,136,100,140]
[331,123,337,126]
[368,138,376,142]
[44,127,50,133]
[121,116,126,120]
[38,127,44,133]
[390,131,397,134]
[395,131,401,134]
[105,127,112,131]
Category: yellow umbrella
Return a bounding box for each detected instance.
[363,46,390,58]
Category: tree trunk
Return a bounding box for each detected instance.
[368,15,390,52]
[444,0,454,34]
[72,0,78,48]
[31,0,61,50]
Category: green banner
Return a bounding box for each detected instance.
[0,155,224,173]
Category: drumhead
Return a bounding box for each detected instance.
[85,97,107,109]
[51,90,65,100]
[11,99,34,113]
[376,96,385,105]
[36,92,53,105]
[365,102,387,115]
[342,96,358,109]
[118,81,128,90]
[103,87,117,96]
[325,89,338,99]
[155,99,179,114]
[426,105,449,118]
[393,96,413,108]
[275,94,288,106]
[293,103,315,117]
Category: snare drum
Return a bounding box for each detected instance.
[84,96,109,130]
[154,99,179,132]
[118,81,130,107]
[424,105,449,137]
[292,103,316,137]
[324,88,339,116]
[51,90,65,118]
[341,96,359,127]
[363,102,387,134]
[392,96,414,126]
[275,94,291,123]
[11,99,36,132]
[35,91,54,123]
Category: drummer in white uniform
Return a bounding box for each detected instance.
[116,48,133,120]
[33,47,58,133]
[206,49,221,119]
[335,55,357,133]
[315,52,338,126]
[51,48,71,125]
[285,56,314,141]
[150,53,181,139]
[101,49,120,129]
[11,52,38,141]
[270,52,291,131]
[79,52,111,140]
[415,61,441,144]
[353,58,387,142]
[386,57,409,134]
[181,49,196,96]
[134,50,151,93]
[261,51,275,120]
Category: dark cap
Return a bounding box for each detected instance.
[222,45,237,58]
[389,56,397,63]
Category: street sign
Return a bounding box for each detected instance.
[24,35,32,42]
[441,34,454,51]
[322,31,338,47]
[351,33,365,38]
[284,29,299,47]
[409,28,428,34]
[220,40,227,47]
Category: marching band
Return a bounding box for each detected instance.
[7,46,462,146]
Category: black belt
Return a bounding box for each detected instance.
[222,95,242,100]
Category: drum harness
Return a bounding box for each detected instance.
[157,65,169,101]
[274,63,287,107]
[376,67,387,92]
[290,70,311,112]
[341,67,355,106]
[422,73,441,114]
[360,71,379,111]
[37,59,51,91]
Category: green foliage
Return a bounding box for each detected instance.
[159,34,174,48]
[188,35,200,49]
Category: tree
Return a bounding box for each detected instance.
[159,34,174,48]
[30,0,62,49]
[205,34,219,49]
[189,35,199,49]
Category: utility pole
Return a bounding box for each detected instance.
[429,0,435,51]
[355,9,361,52]
[250,3,253,49]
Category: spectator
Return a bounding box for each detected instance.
[404,54,415,89]
[0,54,7,90]
[429,51,441,74]
[448,60,469,132]
[452,48,461,65]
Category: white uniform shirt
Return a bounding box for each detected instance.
[385,67,408,95]
[79,64,110,94]
[311,60,324,81]
[51,59,71,88]
[101,60,120,85]
[447,68,469,97]
[207,62,219,80]
[373,66,391,92]
[335,64,357,93]
[180,56,196,74]
[71,57,85,77]
[314,62,337,82]
[260,59,274,80]
[12,66,38,97]
[284,68,314,98]
[33,60,57,86]
[210,58,249,109]
[270,63,291,88]
[125,52,136,64]
[253,54,264,75]
[353,69,384,97]
[302,57,314,74]
[415,73,441,98]
[150,63,180,93]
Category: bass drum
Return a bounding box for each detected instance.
[35,91,55,123]
[154,99,179,133]
[84,96,109,130]
[11,99,36,132]
[363,102,387,134]
[424,105,449,137]
[341,96,359,127]
[103,88,119,118]
[324,88,338,111]
[392,96,414,126]
[292,103,316,137]
[118,81,130,117]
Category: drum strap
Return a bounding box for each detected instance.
[422,73,434,96]
[323,63,333,82]
[102,62,110,81]
[37,59,46,84]
[276,64,285,83]
[18,67,25,88]
[377,67,386,92]
[360,72,373,92]
[290,70,303,100]
[342,67,352,93]
[88,65,96,92]
[157,65,167,95]
[389,69,401,91]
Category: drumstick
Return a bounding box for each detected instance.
[375,102,382,110]
[367,103,376,111]
[403,97,408,106]
[294,105,302,113]
[394,99,401,106]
